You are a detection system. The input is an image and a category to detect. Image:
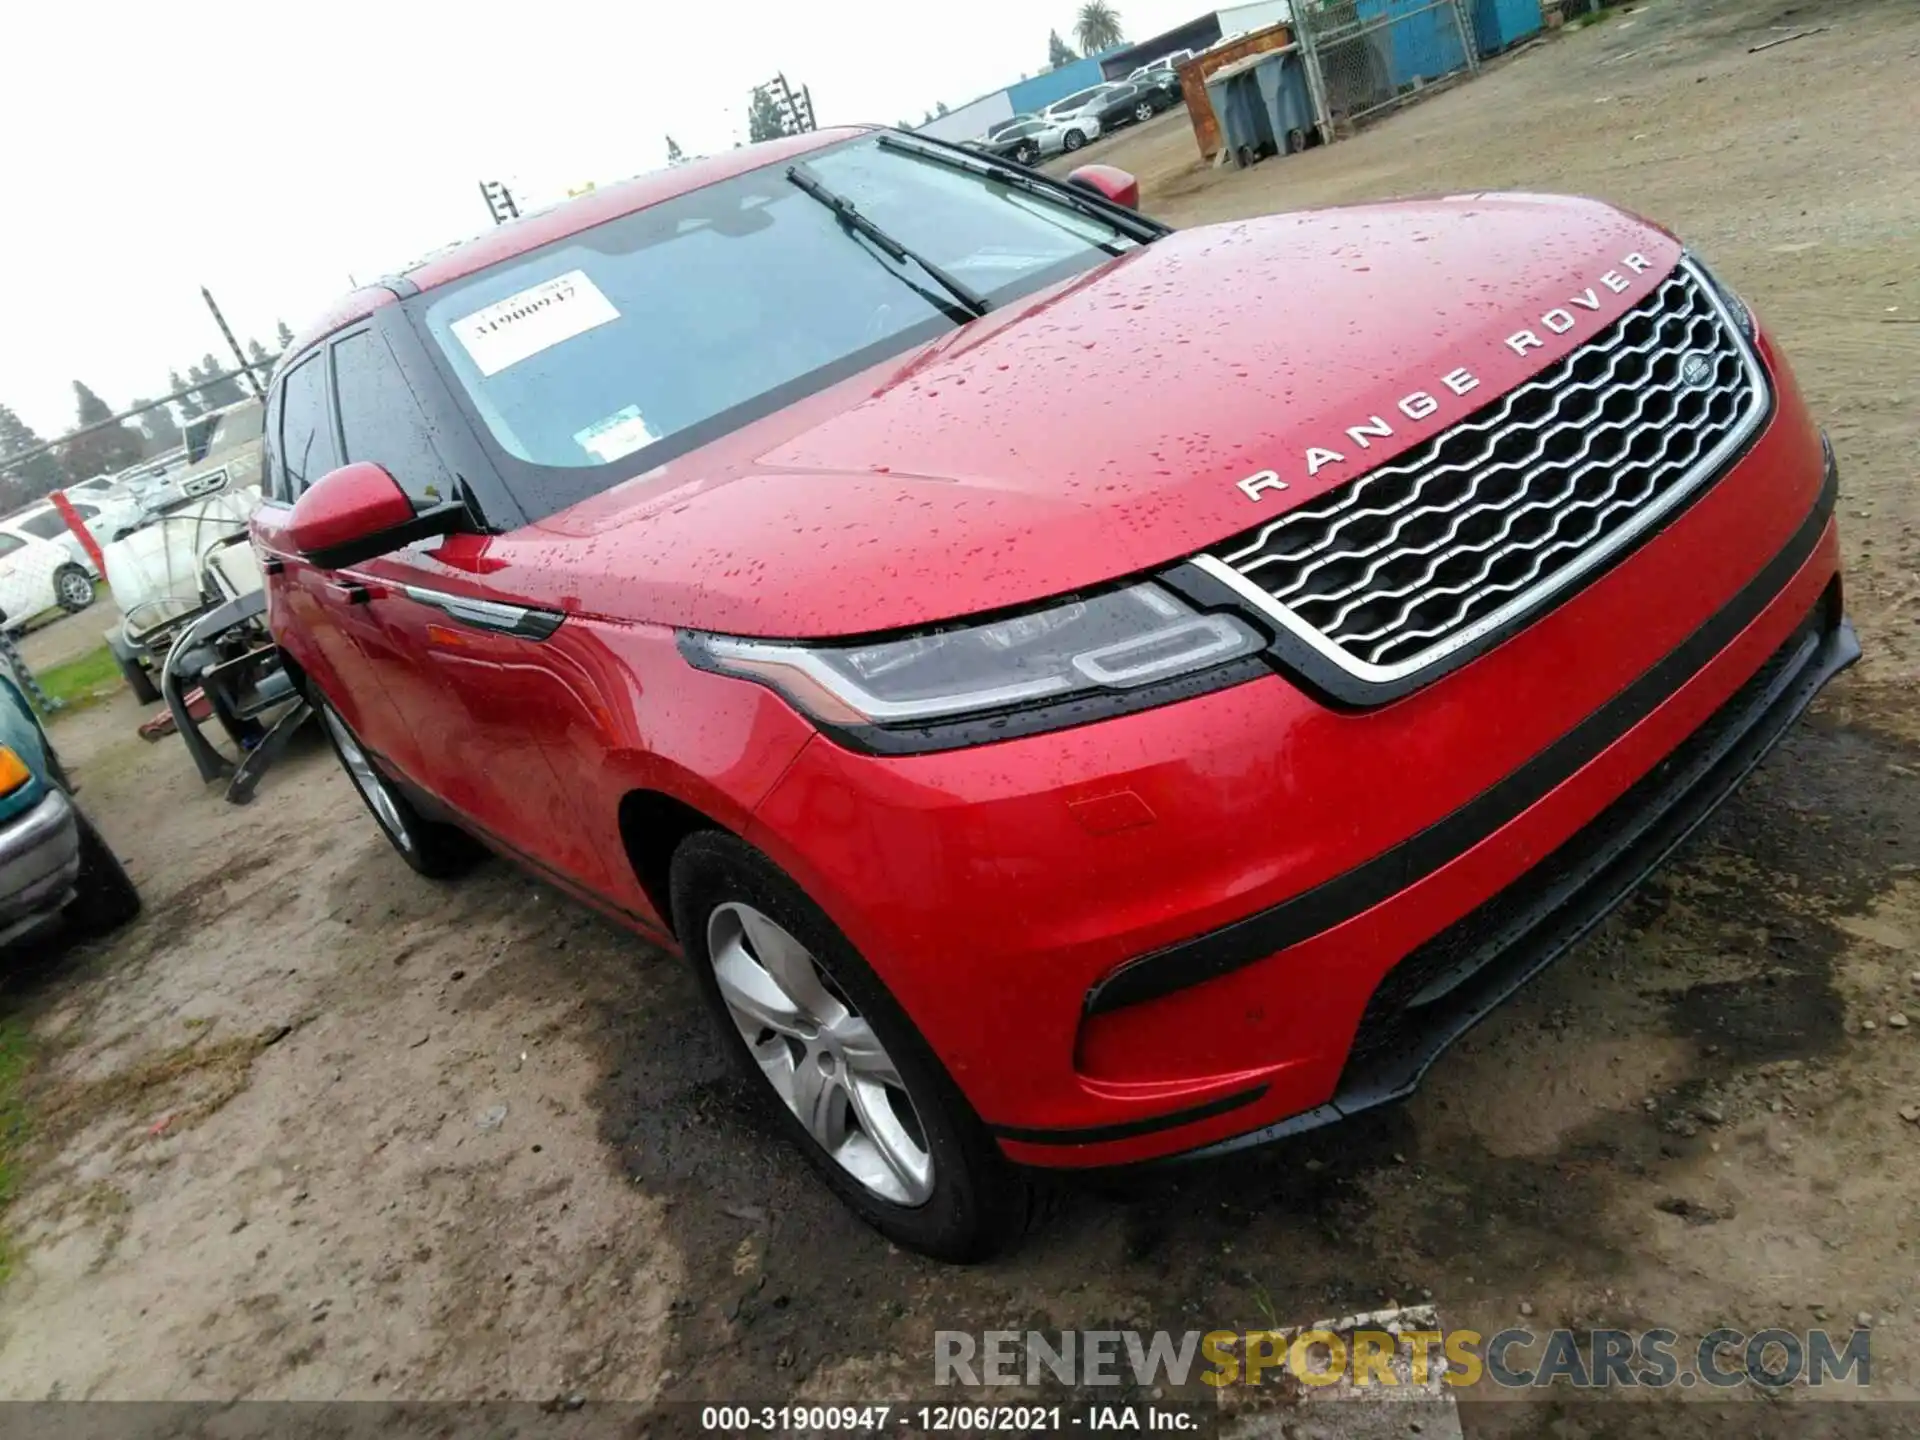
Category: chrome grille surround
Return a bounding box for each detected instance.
[1194,259,1770,688]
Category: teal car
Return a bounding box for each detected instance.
[0,675,139,949]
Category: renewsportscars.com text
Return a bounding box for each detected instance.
[934,1327,1871,1390]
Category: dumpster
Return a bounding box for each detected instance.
[1472,0,1542,54]
[1204,47,1319,167]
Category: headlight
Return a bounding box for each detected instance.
[1687,252,1756,342]
[0,746,31,796]
[683,582,1264,742]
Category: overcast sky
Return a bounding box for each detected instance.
[0,0,1210,438]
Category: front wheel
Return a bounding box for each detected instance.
[64,808,141,938]
[1062,128,1085,152]
[319,703,484,879]
[54,565,95,613]
[670,831,1046,1261]
[1015,141,1039,166]
[1133,101,1155,123]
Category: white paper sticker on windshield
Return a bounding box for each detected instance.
[450,270,619,377]
[573,405,658,463]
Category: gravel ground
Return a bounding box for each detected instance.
[2,1,1918,1430]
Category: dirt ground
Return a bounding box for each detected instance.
[16,594,124,674]
[4,0,1919,1428]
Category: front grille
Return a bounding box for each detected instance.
[1208,261,1768,682]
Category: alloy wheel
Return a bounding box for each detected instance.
[322,708,413,853]
[1134,101,1154,122]
[707,901,934,1206]
[57,570,94,607]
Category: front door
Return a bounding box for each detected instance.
[325,328,613,890]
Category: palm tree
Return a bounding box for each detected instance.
[1074,1,1124,54]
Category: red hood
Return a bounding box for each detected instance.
[513,193,1681,637]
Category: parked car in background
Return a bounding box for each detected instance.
[1042,86,1122,142]
[971,112,1100,165]
[1128,48,1194,81]
[0,529,95,633]
[1,492,147,573]
[1082,77,1182,132]
[0,672,140,951]
[257,126,1850,1262]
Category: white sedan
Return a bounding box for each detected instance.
[0,493,146,576]
[0,529,95,634]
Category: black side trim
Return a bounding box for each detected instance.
[1086,454,1839,1016]
[991,1083,1267,1146]
[378,760,672,945]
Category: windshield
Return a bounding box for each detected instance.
[416,135,1137,501]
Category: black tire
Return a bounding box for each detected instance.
[64,808,140,938]
[1063,128,1085,152]
[318,702,485,879]
[54,565,95,614]
[670,831,1046,1262]
[118,649,161,706]
[1015,141,1039,166]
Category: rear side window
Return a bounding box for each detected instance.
[278,355,339,498]
[332,331,453,505]
[17,510,65,540]
[0,534,23,559]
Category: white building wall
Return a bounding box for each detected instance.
[1215,0,1294,34]
[916,92,1016,142]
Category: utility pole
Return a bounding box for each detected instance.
[479,179,521,226]
[766,73,818,135]
[202,285,266,401]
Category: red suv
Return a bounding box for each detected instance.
[257,128,1854,1259]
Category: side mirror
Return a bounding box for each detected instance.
[288,462,462,569]
[1065,164,1141,210]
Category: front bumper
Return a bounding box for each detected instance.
[746,370,1846,1167]
[0,788,82,947]
[1184,594,1856,1159]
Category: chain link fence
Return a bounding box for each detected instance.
[1295,0,1480,133]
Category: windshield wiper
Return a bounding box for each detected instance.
[874,133,1167,247]
[786,164,990,320]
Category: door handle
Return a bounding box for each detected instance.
[327,581,372,606]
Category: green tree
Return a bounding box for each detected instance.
[192,352,246,410]
[58,381,144,481]
[1048,29,1078,69]
[666,135,686,164]
[275,319,296,349]
[0,402,66,500]
[131,399,182,456]
[748,85,787,143]
[169,368,204,420]
[1074,0,1124,52]
[245,338,274,390]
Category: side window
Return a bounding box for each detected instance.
[19,511,65,540]
[331,330,454,505]
[279,354,339,498]
[72,503,99,520]
[261,385,286,502]
[0,534,23,559]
